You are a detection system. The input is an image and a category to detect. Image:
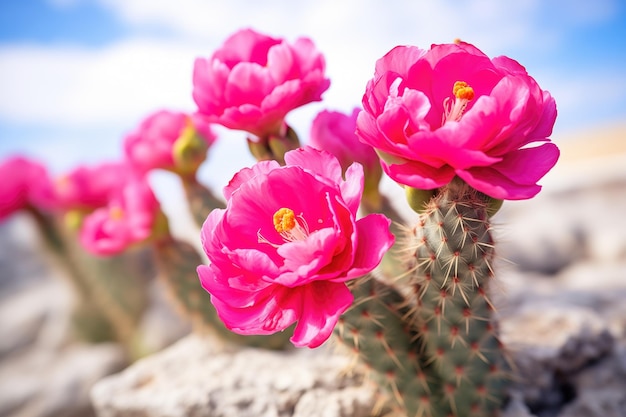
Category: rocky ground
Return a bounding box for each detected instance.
[1,125,625,417]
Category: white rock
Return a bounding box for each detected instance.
[91,334,377,417]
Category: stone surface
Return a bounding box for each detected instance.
[91,334,377,417]
[0,343,127,417]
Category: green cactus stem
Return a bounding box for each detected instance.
[180,177,225,228]
[27,208,120,344]
[334,275,434,416]
[403,177,509,416]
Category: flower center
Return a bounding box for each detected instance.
[443,80,475,124]
[273,207,296,233]
[110,206,125,221]
[258,207,310,246]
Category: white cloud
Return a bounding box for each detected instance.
[0,39,202,127]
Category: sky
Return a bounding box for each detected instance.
[1,0,625,233]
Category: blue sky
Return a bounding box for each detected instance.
[1,0,625,227]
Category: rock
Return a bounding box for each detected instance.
[493,255,626,417]
[90,333,378,417]
[0,343,127,417]
[134,278,192,357]
[0,214,129,417]
[558,345,626,417]
[495,180,626,274]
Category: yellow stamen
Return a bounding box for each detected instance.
[110,206,124,220]
[443,80,475,123]
[273,207,296,233]
[259,207,310,246]
[453,81,475,101]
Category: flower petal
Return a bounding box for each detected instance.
[284,146,343,185]
[211,285,299,336]
[290,281,353,348]
[339,213,394,280]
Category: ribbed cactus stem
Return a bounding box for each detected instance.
[27,208,119,343]
[405,178,508,416]
[180,177,225,228]
[334,275,433,416]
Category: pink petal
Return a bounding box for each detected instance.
[276,228,338,286]
[290,281,353,348]
[223,160,280,200]
[198,264,268,308]
[210,285,299,336]
[384,160,455,190]
[339,213,394,280]
[284,147,343,185]
[374,45,426,79]
[266,42,296,82]
[227,247,281,282]
[456,168,541,200]
[225,63,274,106]
[340,163,364,216]
[490,142,560,184]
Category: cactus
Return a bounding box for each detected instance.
[335,178,510,416]
[334,275,432,416]
[153,235,292,350]
[28,208,151,349]
[403,178,509,416]
[180,177,225,227]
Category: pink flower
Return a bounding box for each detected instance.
[55,161,134,212]
[356,41,559,200]
[197,146,394,348]
[0,156,56,221]
[79,174,162,256]
[192,28,330,139]
[124,110,217,175]
[309,108,381,178]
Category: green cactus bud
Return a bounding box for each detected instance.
[172,123,209,176]
[267,124,301,165]
[405,186,436,214]
[247,137,274,162]
[486,196,503,218]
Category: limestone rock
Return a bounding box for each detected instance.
[0,343,126,417]
[90,333,377,417]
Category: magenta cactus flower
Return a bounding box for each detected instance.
[0,156,56,221]
[124,109,217,175]
[309,107,381,179]
[54,161,135,212]
[197,146,394,348]
[356,41,559,200]
[79,173,162,256]
[192,28,330,139]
